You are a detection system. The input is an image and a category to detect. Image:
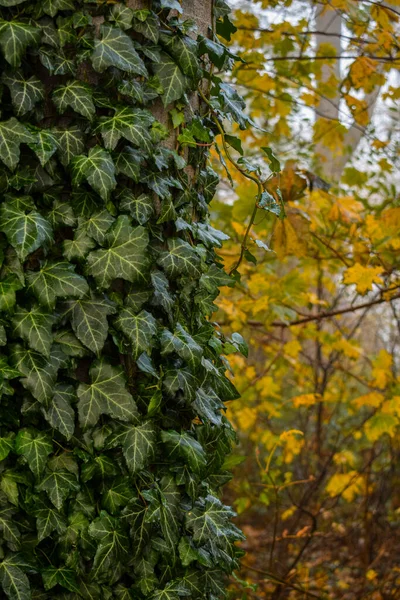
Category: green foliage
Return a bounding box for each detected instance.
[0,0,247,598]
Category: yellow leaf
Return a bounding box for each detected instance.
[371,349,393,388]
[284,340,302,358]
[365,414,399,442]
[366,569,378,582]
[291,393,321,407]
[352,392,384,409]
[343,264,384,294]
[326,471,364,502]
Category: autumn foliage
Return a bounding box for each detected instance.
[211,0,400,598]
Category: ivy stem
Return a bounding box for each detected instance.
[198,87,263,274]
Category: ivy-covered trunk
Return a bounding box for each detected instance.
[0,0,247,598]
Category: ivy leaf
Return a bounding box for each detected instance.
[0,200,52,261]
[0,20,40,67]
[193,388,224,425]
[151,270,174,316]
[160,324,203,366]
[158,238,201,279]
[12,306,54,356]
[34,505,67,542]
[133,14,160,43]
[114,146,144,182]
[79,209,115,244]
[185,494,244,545]
[115,308,157,358]
[149,579,190,600]
[15,429,53,479]
[163,368,197,401]
[77,360,139,428]
[0,438,14,461]
[153,53,187,107]
[110,3,134,30]
[86,215,149,289]
[92,25,148,76]
[88,511,129,580]
[63,229,96,261]
[0,118,35,171]
[43,383,75,440]
[52,80,96,120]
[42,0,75,17]
[108,421,157,474]
[52,126,85,166]
[42,566,79,593]
[1,71,44,116]
[37,470,80,510]
[10,345,57,405]
[61,294,116,354]
[95,107,153,152]
[0,276,23,312]
[0,560,30,600]
[161,431,206,474]
[27,128,58,167]
[0,507,20,550]
[160,33,200,80]
[119,191,154,225]
[71,146,117,201]
[26,261,89,309]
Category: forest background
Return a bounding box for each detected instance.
[213,0,400,598]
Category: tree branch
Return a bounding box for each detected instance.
[248,291,400,328]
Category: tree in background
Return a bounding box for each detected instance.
[211,0,400,598]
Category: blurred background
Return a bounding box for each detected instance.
[211,0,400,598]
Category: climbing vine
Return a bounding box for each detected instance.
[0,0,283,598]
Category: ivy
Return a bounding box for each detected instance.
[0,0,253,598]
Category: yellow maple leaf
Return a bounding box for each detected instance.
[291,393,321,407]
[326,471,364,502]
[343,264,384,294]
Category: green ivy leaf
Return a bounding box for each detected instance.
[95,107,154,152]
[149,579,190,600]
[43,383,75,440]
[86,215,149,289]
[153,53,187,107]
[34,504,67,542]
[0,507,20,550]
[186,494,244,546]
[79,209,115,244]
[131,13,159,43]
[42,0,75,17]
[71,146,117,201]
[27,128,58,167]
[42,566,79,593]
[108,421,157,474]
[10,345,57,405]
[12,306,54,356]
[160,324,203,366]
[0,560,30,600]
[0,200,52,260]
[160,33,200,80]
[0,275,23,311]
[0,118,35,170]
[92,25,148,76]
[115,308,157,358]
[15,429,53,478]
[0,438,14,461]
[52,80,96,120]
[88,511,129,580]
[61,294,116,354]
[52,126,85,166]
[161,431,206,474]
[119,191,154,225]
[158,238,201,279]
[37,470,80,510]
[0,20,40,67]
[1,71,44,116]
[77,360,139,428]
[26,261,89,309]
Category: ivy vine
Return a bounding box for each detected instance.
[0,0,279,598]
